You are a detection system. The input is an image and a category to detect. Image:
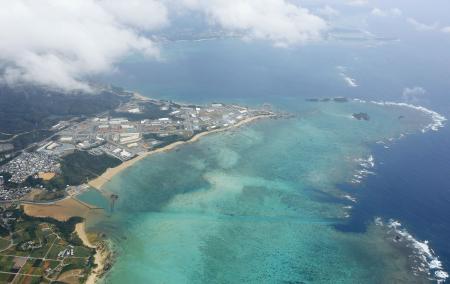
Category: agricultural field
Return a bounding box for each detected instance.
[0,206,95,283]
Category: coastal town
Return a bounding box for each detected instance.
[0,87,275,283]
[45,96,269,161]
[0,90,274,201]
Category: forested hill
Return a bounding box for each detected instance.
[0,84,129,134]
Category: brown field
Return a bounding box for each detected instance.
[57,268,84,284]
[23,197,102,221]
[38,172,56,181]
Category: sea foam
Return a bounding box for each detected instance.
[376,218,449,283]
[354,99,447,133]
[351,154,376,184]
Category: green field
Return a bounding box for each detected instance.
[0,237,10,250]
[10,274,46,284]
[43,150,122,190]
[0,255,16,272]
[46,244,66,260]
[0,207,95,283]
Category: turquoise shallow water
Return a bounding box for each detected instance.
[81,100,438,283]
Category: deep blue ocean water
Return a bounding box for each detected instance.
[339,125,450,271]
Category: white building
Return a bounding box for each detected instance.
[119,133,141,144]
[128,107,141,113]
[46,142,59,150]
[60,137,73,142]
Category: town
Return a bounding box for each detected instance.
[0,93,273,201]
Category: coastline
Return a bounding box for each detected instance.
[24,110,275,284]
[24,200,107,284]
[75,222,95,248]
[132,91,151,101]
[88,113,275,190]
[73,113,274,284]
[76,222,110,284]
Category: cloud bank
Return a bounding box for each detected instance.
[317,5,340,18]
[345,0,369,7]
[180,0,327,47]
[407,18,439,32]
[0,0,327,90]
[0,0,168,91]
[441,26,450,33]
[371,8,402,17]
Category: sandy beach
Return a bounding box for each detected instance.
[75,222,110,284]
[24,198,107,284]
[24,112,273,284]
[75,222,95,248]
[132,91,151,101]
[81,113,273,283]
[88,113,274,190]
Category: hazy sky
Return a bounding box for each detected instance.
[0,0,449,91]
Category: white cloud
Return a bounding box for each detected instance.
[0,0,168,91]
[317,5,339,18]
[345,0,369,7]
[390,8,403,16]
[407,17,438,31]
[99,0,169,30]
[180,0,327,47]
[371,8,402,17]
[442,26,450,33]
[370,8,385,17]
[0,0,328,90]
[402,86,427,103]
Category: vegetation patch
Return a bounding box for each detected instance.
[0,205,95,283]
[42,150,121,190]
[0,85,127,135]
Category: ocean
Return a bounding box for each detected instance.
[85,38,450,283]
[339,125,450,273]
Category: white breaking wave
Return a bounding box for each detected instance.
[344,75,358,87]
[375,218,449,283]
[340,73,359,87]
[344,195,357,203]
[346,100,447,282]
[355,99,447,133]
[337,66,359,87]
[351,154,376,184]
[371,101,447,132]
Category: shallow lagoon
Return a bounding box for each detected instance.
[87,37,450,283]
[81,99,445,283]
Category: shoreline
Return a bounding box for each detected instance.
[132,91,151,101]
[24,110,276,284]
[24,200,107,284]
[88,113,275,190]
[75,222,95,248]
[76,222,109,284]
[81,113,275,284]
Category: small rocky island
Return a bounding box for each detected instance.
[352,112,370,121]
